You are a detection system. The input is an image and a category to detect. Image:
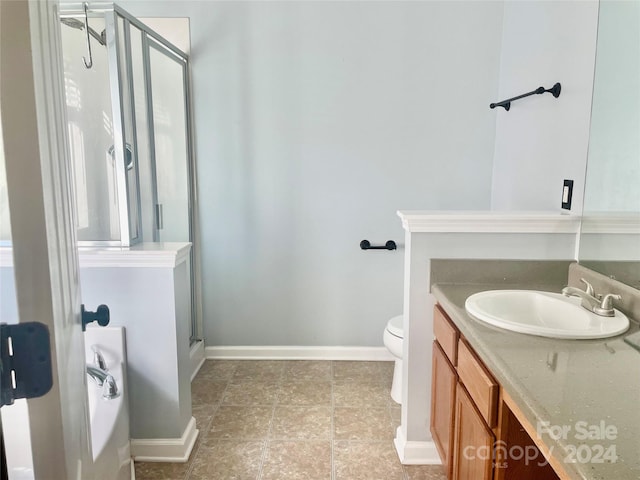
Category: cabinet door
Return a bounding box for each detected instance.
[431,341,457,479]
[452,383,494,480]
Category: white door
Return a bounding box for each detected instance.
[0,1,93,478]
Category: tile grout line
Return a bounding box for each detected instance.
[381,361,409,480]
[389,364,410,480]
[330,360,336,480]
[256,362,286,480]
[184,363,236,480]
[170,360,439,480]
[382,362,410,480]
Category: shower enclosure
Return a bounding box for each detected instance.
[59,3,201,343]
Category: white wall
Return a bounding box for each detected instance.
[119,1,504,347]
[80,262,192,440]
[491,1,599,212]
[583,0,640,212]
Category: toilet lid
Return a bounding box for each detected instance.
[386,315,404,338]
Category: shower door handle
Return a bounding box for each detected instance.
[155,204,163,230]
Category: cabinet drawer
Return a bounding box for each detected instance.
[457,340,498,428]
[434,305,459,365]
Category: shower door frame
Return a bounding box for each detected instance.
[107,9,140,247]
[138,21,202,345]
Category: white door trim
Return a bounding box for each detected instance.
[0,0,93,477]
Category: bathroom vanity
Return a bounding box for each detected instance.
[430,273,640,480]
[432,303,559,480]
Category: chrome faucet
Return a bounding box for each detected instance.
[562,279,621,317]
[86,365,119,399]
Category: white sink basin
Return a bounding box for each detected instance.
[465,290,629,339]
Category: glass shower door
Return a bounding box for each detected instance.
[146,40,191,244]
[145,37,198,343]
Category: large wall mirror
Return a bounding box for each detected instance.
[579,0,640,289]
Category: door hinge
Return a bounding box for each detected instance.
[1,323,53,407]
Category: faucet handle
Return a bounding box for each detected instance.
[91,345,108,371]
[580,278,595,296]
[601,294,621,310]
[102,374,119,400]
[593,293,622,317]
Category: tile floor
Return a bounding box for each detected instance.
[134,360,447,480]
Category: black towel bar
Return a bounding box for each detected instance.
[360,240,397,251]
[490,82,561,111]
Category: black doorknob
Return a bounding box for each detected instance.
[81,304,110,331]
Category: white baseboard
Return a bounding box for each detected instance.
[190,340,205,381]
[131,417,199,463]
[393,426,442,465]
[205,345,394,361]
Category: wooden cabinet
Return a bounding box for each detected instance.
[494,406,560,480]
[434,304,459,364]
[456,340,498,428]
[452,383,494,480]
[431,341,457,478]
[432,304,561,480]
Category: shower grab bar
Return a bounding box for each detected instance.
[360,240,397,251]
[82,3,93,69]
[490,82,561,111]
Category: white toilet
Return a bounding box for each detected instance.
[383,315,404,404]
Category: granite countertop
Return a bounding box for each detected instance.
[432,282,640,480]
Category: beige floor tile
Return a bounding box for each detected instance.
[271,406,332,440]
[233,360,286,381]
[208,405,273,439]
[390,405,401,423]
[283,361,332,382]
[332,361,390,383]
[404,464,448,480]
[194,359,239,381]
[379,361,395,382]
[189,438,264,480]
[277,381,332,406]
[134,461,189,480]
[333,382,391,408]
[390,407,401,434]
[188,359,405,478]
[222,381,280,406]
[192,404,216,431]
[334,441,404,480]
[334,407,395,440]
[133,431,207,480]
[262,441,332,480]
[191,380,228,406]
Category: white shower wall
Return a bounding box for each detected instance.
[61,18,121,241]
